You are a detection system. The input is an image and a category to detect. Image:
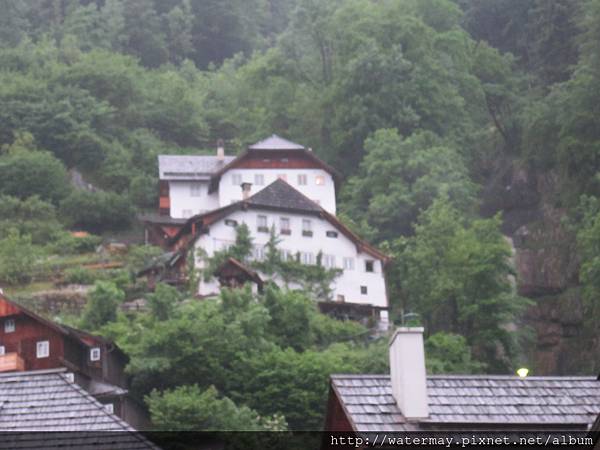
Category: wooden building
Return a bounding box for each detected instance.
[0,293,149,429]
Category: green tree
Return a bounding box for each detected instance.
[425,332,485,374]
[0,229,38,285]
[400,198,529,371]
[81,281,125,330]
[146,385,287,431]
[0,149,70,204]
[342,129,477,240]
[0,195,62,244]
[147,282,181,321]
[59,190,133,232]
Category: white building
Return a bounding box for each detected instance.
[143,135,389,326]
[157,135,338,219]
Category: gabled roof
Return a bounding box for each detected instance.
[172,180,390,263]
[331,374,600,432]
[0,369,130,433]
[0,294,126,357]
[158,154,235,180]
[215,258,263,286]
[246,178,322,213]
[248,134,305,150]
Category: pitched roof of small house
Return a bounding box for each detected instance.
[215,258,263,287]
[172,180,390,263]
[158,154,235,180]
[245,178,322,213]
[330,374,600,432]
[0,293,126,358]
[248,134,305,150]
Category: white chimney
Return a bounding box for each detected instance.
[217,139,225,161]
[389,327,429,420]
[241,182,252,200]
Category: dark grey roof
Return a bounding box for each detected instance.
[0,369,155,447]
[246,179,322,213]
[248,134,305,150]
[138,212,188,225]
[158,155,235,180]
[331,374,600,432]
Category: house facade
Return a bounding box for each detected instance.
[0,293,148,429]
[142,135,389,326]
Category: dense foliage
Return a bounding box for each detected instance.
[3,0,600,431]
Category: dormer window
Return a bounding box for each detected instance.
[4,319,15,333]
[90,347,101,361]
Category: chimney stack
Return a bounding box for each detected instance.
[241,182,252,200]
[389,327,429,420]
[217,139,225,161]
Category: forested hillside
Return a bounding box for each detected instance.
[1,0,600,431]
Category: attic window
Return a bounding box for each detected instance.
[225,219,238,227]
[90,347,101,362]
[365,260,375,272]
[326,231,338,238]
[4,319,15,333]
[36,340,49,358]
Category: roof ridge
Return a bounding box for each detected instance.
[0,367,68,379]
[330,373,599,380]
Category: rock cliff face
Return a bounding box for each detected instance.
[482,161,597,375]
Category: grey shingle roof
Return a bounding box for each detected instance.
[0,369,157,448]
[246,179,322,213]
[331,374,600,432]
[248,134,305,150]
[158,155,235,180]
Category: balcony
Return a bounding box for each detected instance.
[0,353,25,372]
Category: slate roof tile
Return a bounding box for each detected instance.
[331,374,600,432]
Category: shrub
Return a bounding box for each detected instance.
[63,267,98,285]
[59,190,133,233]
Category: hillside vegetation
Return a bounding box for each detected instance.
[1,0,600,430]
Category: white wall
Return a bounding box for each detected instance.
[193,208,387,309]
[217,169,337,214]
[169,181,220,218]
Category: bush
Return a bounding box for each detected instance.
[49,232,102,255]
[63,267,98,285]
[59,190,133,233]
[0,230,39,285]
[0,195,63,244]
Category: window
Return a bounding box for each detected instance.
[4,319,15,333]
[225,219,238,227]
[281,158,289,163]
[253,246,265,261]
[0,346,5,356]
[257,215,268,232]
[280,217,291,235]
[361,286,368,295]
[280,249,292,262]
[323,254,336,268]
[326,231,338,238]
[255,174,264,186]
[301,252,314,265]
[182,209,193,218]
[36,340,49,358]
[365,260,375,272]
[90,347,101,361]
[190,184,202,197]
[232,173,242,185]
[297,174,307,185]
[315,175,325,185]
[302,219,313,237]
[277,174,287,182]
[343,257,355,271]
